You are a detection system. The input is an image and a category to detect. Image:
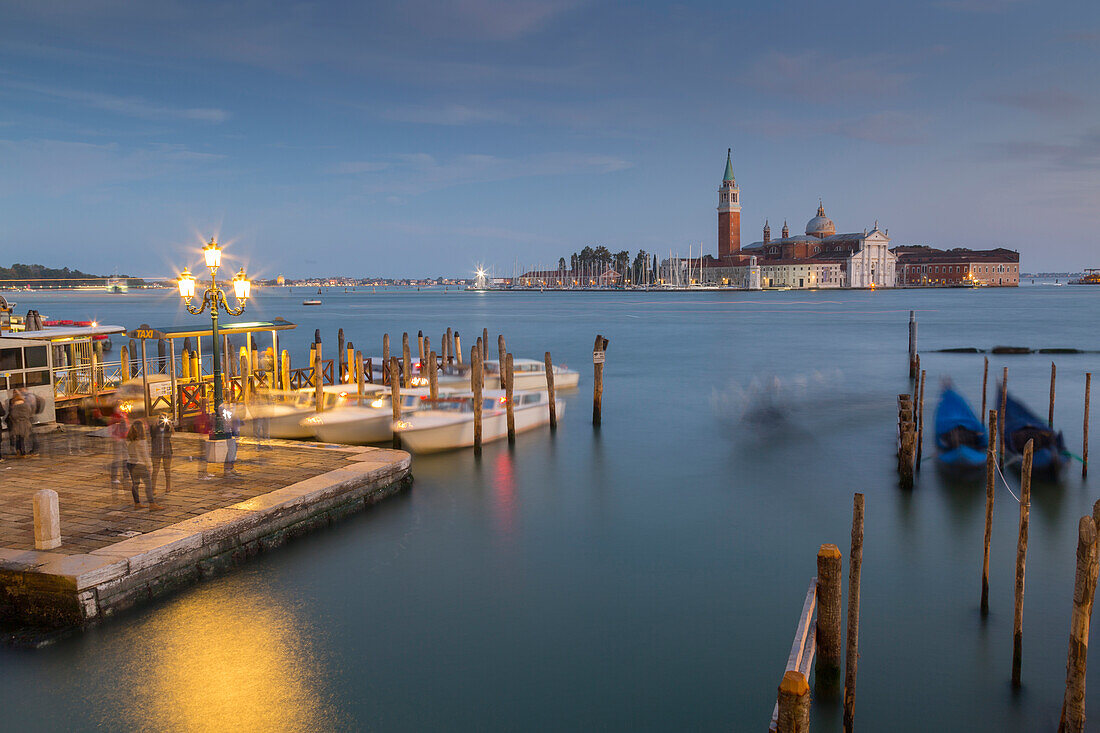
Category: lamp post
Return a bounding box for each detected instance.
[178,237,251,440]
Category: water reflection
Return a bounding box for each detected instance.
[492,449,517,541]
[113,585,339,731]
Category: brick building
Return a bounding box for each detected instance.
[892,246,1020,286]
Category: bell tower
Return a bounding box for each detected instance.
[717,149,741,259]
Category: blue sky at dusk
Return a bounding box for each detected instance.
[1,0,1098,278]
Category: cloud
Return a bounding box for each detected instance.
[936,0,1026,11]
[989,88,1085,114]
[329,151,631,194]
[992,128,1100,170]
[0,138,224,195]
[829,111,929,144]
[3,81,230,122]
[378,103,517,125]
[745,51,911,104]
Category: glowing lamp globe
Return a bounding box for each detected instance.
[178,269,196,299]
[232,269,251,300]
[203,237,222,269]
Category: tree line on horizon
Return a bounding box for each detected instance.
[550,246,659,284]
[0,263,140,287]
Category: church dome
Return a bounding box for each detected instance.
[806,202,835,238]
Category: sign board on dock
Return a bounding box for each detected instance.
[593,351,605,364]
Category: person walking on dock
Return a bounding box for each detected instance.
[126,420,161,510]
[8,392,33,457]
[222,403,243,478]
[0,397,7,461]
[106,405,130,487]
[194,399,214,480]
[149,415,174,494]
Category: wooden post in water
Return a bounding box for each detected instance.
[777,670,810,733]
[346,343,354,384]
[982,409,997,617]
[593,334,608,427]
[1012,439,1034,689]
[999,367,1009,464]
[908,310,918,379]
[454,332,462,365]
[505,353,515,443]
[482,327,489,362]
[544,352,557,430]
[428,351,438,400]
[1050,361,1057,427]
[472,346,483,453]
[314,341,324,412]
[240,351,250,406]
[389,357,401,448]
[355,351,364,406]
[497,335,507,388]
[281,350,290,391]
[1058,515,1098,733]
[916,369,927,471]
[417,330,424,368]
[1084,373,1091,479]
[338,328,345,383]
[382,334,390,386]
[446,327,454,366]
[843,492,864,733]
[402,332,411,389]
[816,543,843,695]
[981,356,989,420]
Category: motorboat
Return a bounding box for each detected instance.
[393,389,562,453]
[996,386,1069,476]
[302,299,322,306]
[300,387,459,444]
[246,383,385,439]
[482,357,579,390]
[934,386,988,470]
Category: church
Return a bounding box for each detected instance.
[702,150,896,289]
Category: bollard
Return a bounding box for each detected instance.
[33,489,61,550]
[982,409,997,617]
[816,543,843,695]
[916,369,926,471]
[314,341,324,412]
[428,351,438,400]
[281,350,290,391]
[999,367,1009,464]
[472,346,483,453]
[1084,373,1091,479]
[402,332,411,389]
[777,670,810,733]
[844,492,864,733]
[1058,516,1098,733]
[544,351,557,430]
[593,334,608,427]
[981,356,989,419]
[382,333,390,386]
[338,328,345,383]
[1012,439,1034,688]
[1050,362,1057,427]
[505,353,515,443]
[454,331,462,365]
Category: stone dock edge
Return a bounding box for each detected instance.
[0,445,412,640]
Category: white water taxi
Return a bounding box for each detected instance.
[246,383,385,439]
[300,387,460,444]
[370,356,578,391]
[393,389,563,453]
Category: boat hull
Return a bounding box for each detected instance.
[397,399,563,453]
[310,411,393,444]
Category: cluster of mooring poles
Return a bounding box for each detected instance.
[770,493,864,733]
[903,312,1099,731]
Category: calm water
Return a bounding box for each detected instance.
[1,286,1098,731]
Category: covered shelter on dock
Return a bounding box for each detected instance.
[125,318,296,419]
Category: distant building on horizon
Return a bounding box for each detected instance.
[892,245,1020,287]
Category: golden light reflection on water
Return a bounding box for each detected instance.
[114,584,341,732]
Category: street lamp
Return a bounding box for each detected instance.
[178,236,250,440]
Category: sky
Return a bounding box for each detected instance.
[1,0,1098,278]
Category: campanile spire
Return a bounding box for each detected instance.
[717,149,741,258]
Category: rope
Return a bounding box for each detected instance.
[993,456,1021,504]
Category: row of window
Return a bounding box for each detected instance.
[913,264,1018,274]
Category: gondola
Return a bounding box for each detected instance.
[934,386,988,470]
[997,387,1068,475]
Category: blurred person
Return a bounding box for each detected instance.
[150,414,174,493]
[106,404,130,487]
[8,392,33,457]
[126,420,161,510]
[194,399,214,480]
[222,403,243,478]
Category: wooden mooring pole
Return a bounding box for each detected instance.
[999,367,1009,465]
[402,332,411,389]
[390,356,401,448]
[1084,373,1091,479]
[897,394,915,488]
[981,409,997,617]
[544,352,557,430]
[1011,439,1034,689]
[356,351,364,405]
[505,353,515,443]
[916,369,927,471]
[382,333,390,386]
[417,330,424,368]
[472,346,483,454]
[428,351,438,400]
[454,332,462,365]
[1049,361,1057,427]
[314,340,323,412]
[446,327,454,366]
[981,356,989,420]
[497,335,507,388]
[482,327,489,362]
[843,492,864,733]
[1057,515,1098,733]
[338,328,345,383]
[593,334,608,427]
[816,544,843,695]
[908,310,918,379]
[777,670,810,732]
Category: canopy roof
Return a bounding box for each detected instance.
[127,318,295,340]
[5,324,126,341]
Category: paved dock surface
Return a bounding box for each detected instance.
[0,431,360,554]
